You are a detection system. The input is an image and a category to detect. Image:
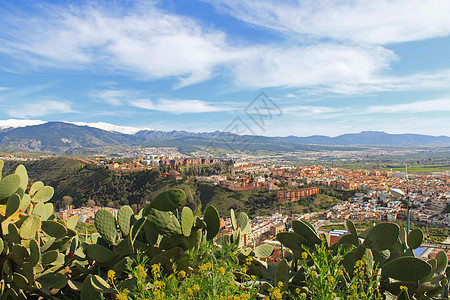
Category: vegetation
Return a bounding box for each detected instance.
[1,162,449,299]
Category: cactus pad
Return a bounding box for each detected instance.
[14,165,28,192]
[149,189,186,211]
[204,206,220,241]
[94,209,117,244]
[236,212,251,234]
[31,186,54,203]
[382,256,432,282]
[145,208,181,236]
[230,209,237,231]
[41,220,67,238]
[407,228,423,249]
[5,194,20,218]
[435,250,448,275]
[85,244,116,263]
[364,223,399,250]
[274,259,290,287]
[66,215,78,229]
[181,207,194,237]
[0,174,21,200]
[33,202,53,221]
[19,215,41,239]
[254,244,274,258]
[117,206,133,236]
[37,272,68,289]
[292,220,321,245]
[29,181,44,197]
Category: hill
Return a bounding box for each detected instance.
[1,121,448,154]
[2,158,347,217]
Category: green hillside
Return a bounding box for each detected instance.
[3,158,345,217]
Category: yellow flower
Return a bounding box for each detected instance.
[193,284,200,291]
[135,265,147,279]
[151,264,160,275]
[107,270,115,282]
[199,262,212,272]
[153,280,165,289]
[332,292,337,297]
[328,275,335,282]
[217,267,226,275]
[178,270,186,278]
[337,270,344,276]
[360,292,366,298]
[400,285,408,292]
[187,288,193,296]
[299,293,307,299]
[301,252,308,259]
[310,270,317,277]
[116,292,128,300]
[270,288,283,300]
[277,281,283,288]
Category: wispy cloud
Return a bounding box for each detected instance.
[8,100,76,118]
[93,89,137,106]
[231,44,394,88]
[366,99,450,114]
[0,2,397,90]
[0,2,242,87]
[207,0,450,44]
[130,98,231,114]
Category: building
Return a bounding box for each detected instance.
[277,187,320,203]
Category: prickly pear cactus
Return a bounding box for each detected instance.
[0,162,83,299]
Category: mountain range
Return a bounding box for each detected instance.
[0,121,449,154]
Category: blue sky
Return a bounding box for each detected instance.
[0,0,449,137]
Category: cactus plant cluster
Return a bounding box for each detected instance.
[0,163,84,299]
[275,218,449,299]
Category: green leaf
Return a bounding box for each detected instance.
[382,256,432,282]
[407,228,423,249]
[292,220,321,245]
[149,189,186,211]
[29,181,44,197]
[0,174,21,200]
[237,212,251,234]
[274,259,290,287]
[117,206,133,236]
[6,194,20,217]
[204,206,220,241]
[31,186,54,203]
[435,250,448,275]
[181,207,194,237]
[14,165,28,192]
[19,215,41,239]
[41,220,67,238]
[254,244,274,258]
[363,223,399,250]
[94,209,117,244]
[85,244,116,263]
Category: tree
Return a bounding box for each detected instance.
[62,196,73,210]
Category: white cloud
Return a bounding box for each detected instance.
[93,89,137,106]
[130,98,230,114]
[231,44,394,88]
[0,87,10,92]
[294,69,450,96]
[0,2,242,87]
[0,2,398,90]
[367,99,450,114]
[207,0,450,44]
[8,100,76,118]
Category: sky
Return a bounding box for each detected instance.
[0,0,450,137]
